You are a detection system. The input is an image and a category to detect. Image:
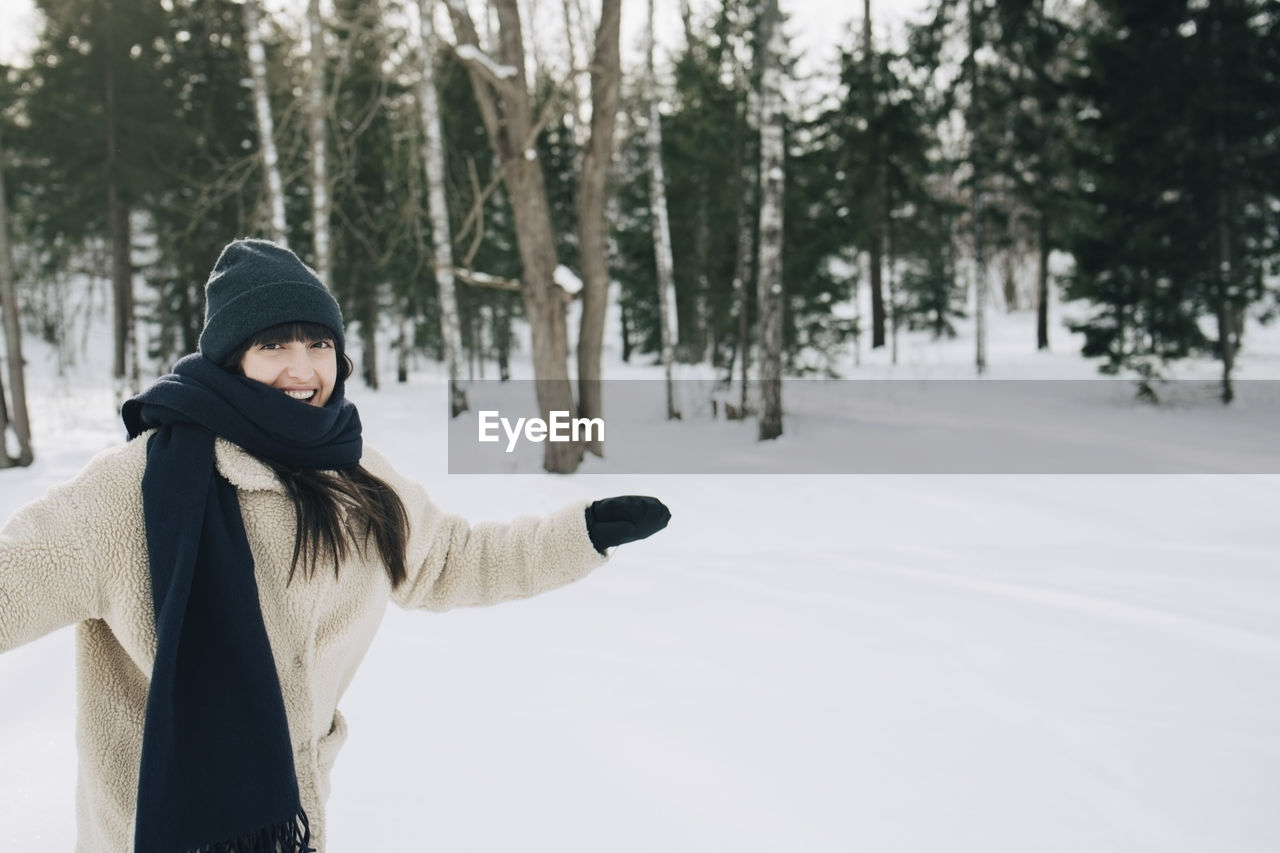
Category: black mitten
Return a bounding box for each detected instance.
[585,496,671,554]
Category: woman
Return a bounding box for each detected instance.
[0,238,670,852]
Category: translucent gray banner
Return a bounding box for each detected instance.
[446,379,1280,474]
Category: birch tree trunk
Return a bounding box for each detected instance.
[307,0,330,281]
[576,0,621,452]
[444,0,581,472]
[645,0,680,421]
[0,136,33,467]
[756,0,785,440]
[414,0,467,415]
[244,0,288,244]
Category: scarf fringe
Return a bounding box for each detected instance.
[187,811,313,853]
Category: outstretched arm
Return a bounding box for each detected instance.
[361,448,669,612]
[0,481,98,654]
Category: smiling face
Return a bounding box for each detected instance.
[239,331,339,407]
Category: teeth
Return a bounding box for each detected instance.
[286,390,315,400]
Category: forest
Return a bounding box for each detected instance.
[0,0,1277,472]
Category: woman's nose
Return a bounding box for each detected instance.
[283,345,315,378]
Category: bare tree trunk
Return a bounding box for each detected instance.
[0,366,9,468]
[733,212,753,415]
[575,0,620,455]
[695,209,711,365]
[1001,249,1017,312]
[864,0,886,350]
[307,0,330,280]
[1036,212,1049,349]
[108,193,134,390]
[445,0,581,472]
[645,0,680,421]
[104,2,134,390]
[396,309,411,383]
[496,296,512,381]
[731,71,757,417]
[888,200,898,366]
[968,0,986,375]
[415,0,468,416]
[0,137,33,466]
[244,0,287,244]
[1034,0,1050,352]
[1211,0,1234,404]
[756,0,785,441]
[361,291,379,390]
[619,299,632,363]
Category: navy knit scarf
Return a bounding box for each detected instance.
[122,354,362,853]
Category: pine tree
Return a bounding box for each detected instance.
[21,0,184,386]
[145,0,263,367]
[327,0,420,390]
[1066,0,1279,396]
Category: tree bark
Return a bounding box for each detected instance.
[575,0,621,454]
[361,292,379,390]
[865,0,886,350]
[104,0,134,389]
[1210,0,1234,404]
[1036,212,1049,349]
[308,0,331,281]
[756,0,785,441]
[108,184,134,389]
[0,365,9,469]
[968,0,987,375]
[396,310,411,383]
[415,0,468,416]
[244,0,288,244]
[888,193,898,366]
[730,59,757,416]
[645,0,680,421]
[0,136,33,466]
[445,0,581,472]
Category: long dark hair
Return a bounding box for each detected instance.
[223,322,410,589]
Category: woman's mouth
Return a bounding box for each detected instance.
[284,389,317,403]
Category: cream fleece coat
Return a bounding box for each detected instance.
[0,434,607,851]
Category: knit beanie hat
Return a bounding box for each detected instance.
[198,238,345,365]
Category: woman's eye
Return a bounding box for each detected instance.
[311,340,334,349]
[260,343,281,351]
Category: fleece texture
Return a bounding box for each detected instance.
[0,436,607,852]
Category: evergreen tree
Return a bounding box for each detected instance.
[145,0,264,366]
[1066,0,1279,396]
[326,0,420,389]
[20,0,184,383]
[814,21,960,351]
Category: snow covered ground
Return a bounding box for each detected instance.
[2,294,1279,851]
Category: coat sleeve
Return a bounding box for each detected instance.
[0,475,100,654]
[359,447,608,612]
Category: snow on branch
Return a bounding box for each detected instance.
[553,265,583,295]
[454,267,521,291]
[454,44,518,81]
